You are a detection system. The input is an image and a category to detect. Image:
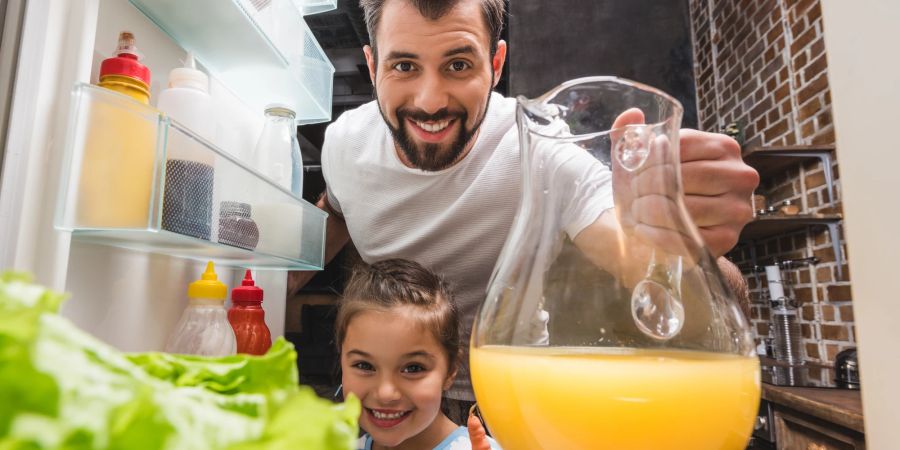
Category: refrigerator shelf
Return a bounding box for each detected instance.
[292,0,338,15]
[56,83,327,271]
[128,0,334,124]
[70,229,320,270]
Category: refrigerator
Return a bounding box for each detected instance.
[0,0,334,351]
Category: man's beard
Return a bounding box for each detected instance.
[374,87,493,172]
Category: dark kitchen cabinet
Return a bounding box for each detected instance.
[774,407,865,449]
[759,385,865,449]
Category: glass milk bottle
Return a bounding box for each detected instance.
[251,104,303,196]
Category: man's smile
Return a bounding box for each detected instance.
[406,117,458,143]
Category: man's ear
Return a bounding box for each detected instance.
[363,45,377,85]
[491,40,508,87]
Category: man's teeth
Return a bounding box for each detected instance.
[415,120,450,133]
[372,410,406,420]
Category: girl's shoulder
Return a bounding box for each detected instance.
[436,427,502,450]
[356,428,502,450]
[356,434,372,450]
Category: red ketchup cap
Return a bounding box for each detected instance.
[99,31,151,86]
[232,270,264,303]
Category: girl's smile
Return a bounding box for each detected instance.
[366,407,413,428]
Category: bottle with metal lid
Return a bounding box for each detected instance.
[779,199,800,216]
[251,104,303,196]
[218,201,259,250]
[165,261,236,356]
[227,270,272,355]
[98,31,152,104]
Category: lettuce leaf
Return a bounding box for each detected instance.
[0,272,358,450]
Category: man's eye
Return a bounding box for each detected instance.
[401,364,426,374]
[352,361,374,371]
[394,62,414,72]
[449,61,470,72]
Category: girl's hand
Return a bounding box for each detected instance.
[468,404,491,450]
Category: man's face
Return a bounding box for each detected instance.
[365,0,507,171]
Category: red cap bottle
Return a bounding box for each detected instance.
[228,270,272,355]
[98,31,152,104]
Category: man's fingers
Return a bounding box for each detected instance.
[633,223,700,259]
[695,224,741,258]
[683,194,754,229]
[682,158,760,197]
[630,164,678,197]
[631,194,690,233]
[679,129,742,162]
[611,107,646,132]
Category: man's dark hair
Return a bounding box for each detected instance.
[359,0,505,58]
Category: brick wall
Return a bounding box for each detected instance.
[690,0,853,364]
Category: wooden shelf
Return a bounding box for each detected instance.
[742,145,836,179]
[743,145,837,209]
[740,214,842,241]
[739,147,844,276]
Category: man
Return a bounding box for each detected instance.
[290,0,758,422]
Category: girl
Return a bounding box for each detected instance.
[335,259,500,450]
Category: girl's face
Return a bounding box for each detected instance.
[341,306,455,447]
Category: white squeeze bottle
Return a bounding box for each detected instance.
[165,261,236,356]
[156,51,214,142]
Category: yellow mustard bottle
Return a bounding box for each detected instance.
[76,31,156,228]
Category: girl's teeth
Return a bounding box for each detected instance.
[372,410,405,419]
[415,120,449,133]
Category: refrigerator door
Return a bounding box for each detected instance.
[1,0,27,183]
[0,0,98,287]
[1,0,291,351]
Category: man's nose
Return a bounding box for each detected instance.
[413,71,450,115]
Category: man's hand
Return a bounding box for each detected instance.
[609,109,758,258]
[286,192,352,297]
[680,129,758,257]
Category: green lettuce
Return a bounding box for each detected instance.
[0,272,359,450]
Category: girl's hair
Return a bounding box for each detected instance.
[335,259,461,374]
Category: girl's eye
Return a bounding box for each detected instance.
[449,61,470,72]
[394,62,414,72]
[401,364,427,374]
[352,361,374,371]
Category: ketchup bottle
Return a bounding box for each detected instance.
[228,270,272,355]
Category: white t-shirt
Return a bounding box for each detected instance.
[322,92,612,400]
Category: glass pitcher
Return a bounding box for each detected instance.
[470,77,760,450]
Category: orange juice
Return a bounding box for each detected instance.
[470,345,760,450]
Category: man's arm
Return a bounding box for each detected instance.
[286,193,351,297]
[718,257,752,320]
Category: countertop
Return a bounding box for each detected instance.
[762,383,864,433]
